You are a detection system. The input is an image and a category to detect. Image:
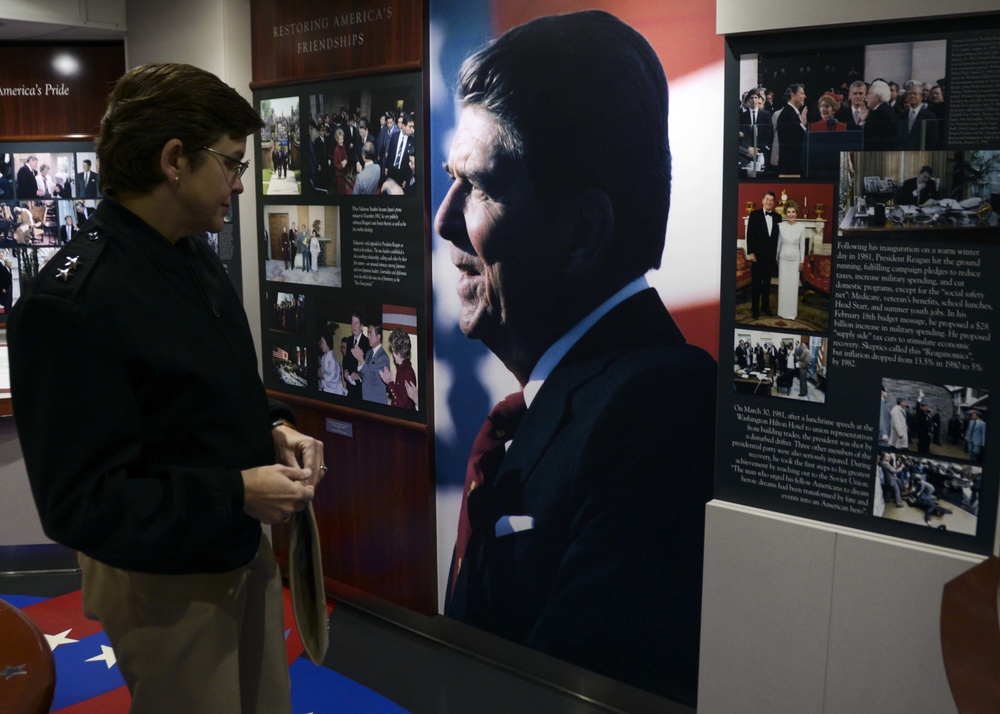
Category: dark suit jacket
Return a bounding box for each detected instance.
[76,171,99,198]
[835,104,865,130]
[773,104,806,175]
[896,176,940,205]
[745,208,781,272]
[342,333,370,400]
[863,102,900,151]
[446,289,717,706]
[16,165,38,200]
[380,127,400,171]
[902,106,941,150]
[739,108,773,155]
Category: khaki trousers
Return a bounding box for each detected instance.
[79,534,291,714]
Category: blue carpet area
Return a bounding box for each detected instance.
[2,591,409,714]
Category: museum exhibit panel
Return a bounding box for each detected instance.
[1,0,998,712]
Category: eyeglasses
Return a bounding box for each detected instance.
[199,146,250,185]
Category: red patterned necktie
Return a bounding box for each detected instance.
[448,391,526,601]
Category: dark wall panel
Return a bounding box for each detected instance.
[0,43,125,140]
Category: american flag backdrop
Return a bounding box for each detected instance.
[3,590,406,713]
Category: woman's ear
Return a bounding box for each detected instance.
[159,139,186,183]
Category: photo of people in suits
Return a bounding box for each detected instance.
[733,329,828,402]
[880,379,988,463]
[307,301,420,413]
[738,40,949,179]
[305,81,418,198]
[261,204,341,287]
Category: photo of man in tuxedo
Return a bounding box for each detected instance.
[745,191,781,319]
[435,11,716,706]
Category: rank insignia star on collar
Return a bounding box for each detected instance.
[56,267,71,282]
[63,255,79,272]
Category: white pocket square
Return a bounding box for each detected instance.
[495,515,535,537]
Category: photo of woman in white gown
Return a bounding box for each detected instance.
[776,200,806,320]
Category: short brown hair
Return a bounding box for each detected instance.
[388,328,411,360]
[96,63,263,197]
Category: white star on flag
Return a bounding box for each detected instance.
[45,629,79,650]
[86,645,118,669]
[1,664,27,680]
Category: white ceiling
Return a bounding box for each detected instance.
[0,17,125,41]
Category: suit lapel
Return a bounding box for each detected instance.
[494,290,684,493]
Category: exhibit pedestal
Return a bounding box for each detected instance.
[698,500,984,714]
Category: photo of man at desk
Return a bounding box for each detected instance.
[839,151,999,236]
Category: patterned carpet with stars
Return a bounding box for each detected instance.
[2,588,407,713]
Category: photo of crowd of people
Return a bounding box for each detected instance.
[267,290,306,333]
[733,329,828,402]
[874,451,980,535]
[878,379,988,464]
[735,185,834,332]
[839,150,998,235]
[259,96,300,195]
[261,204,341,287]
[737,38,950,179]
[305,86,418,198]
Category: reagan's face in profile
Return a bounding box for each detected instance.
[435,106,547,348]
